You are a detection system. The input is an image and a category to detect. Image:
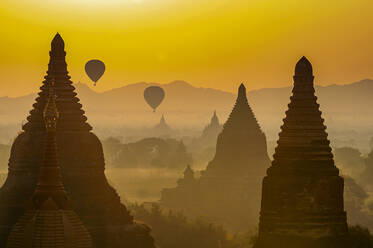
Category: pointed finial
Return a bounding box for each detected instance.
[211,110,219,126]
[184,164,194,177]
[295,56,313,76]
[238,83,247,100]
[43,79,59,131]
[51,32,65,52]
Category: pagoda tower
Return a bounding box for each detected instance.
[202,84,270,178]
[155,114,170,130]
[7,82,92,248]
[200,111,222,141]
[0,34,154,247]
[152,114,172,137]
[176,165,196,186]
[161,84,271,230]
[255,57,348,248]
[204,111,220,132]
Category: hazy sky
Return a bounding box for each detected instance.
[0,0,372,97]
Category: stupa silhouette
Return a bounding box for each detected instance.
[200,111,223,143]
[7,82,92,248]
[0,34,154,248]
[254,57,348,248]
[202,84,269,177]
[151,114,172,137]
[161,84,271,230]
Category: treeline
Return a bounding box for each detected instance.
[102,137,193,169]
[332,146,373,231]
[129,203,256,248]
[130,203,373,248]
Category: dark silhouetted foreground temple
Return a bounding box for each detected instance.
[161,84,271,230]
[255,57,348,248]
[7,82,92,248]
[0,34,154,248]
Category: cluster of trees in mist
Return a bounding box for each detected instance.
[130,203,373,248]
[102,137,193,169]
[332,145,373,231]
[130,203,256,248]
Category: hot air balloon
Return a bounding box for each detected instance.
[144,86,165,112]
[85,59,105,86]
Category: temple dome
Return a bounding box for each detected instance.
[295,56,313,76]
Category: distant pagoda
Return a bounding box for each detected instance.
[7,82,92,248]
[199,111,223,144]
[152,114,172,137]
[176,165,196,186]
[202,84,269,178]
[0,34,154,247]
[255,57,348,248]
[161,84,271,230]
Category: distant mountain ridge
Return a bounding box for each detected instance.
[1,79,373,138]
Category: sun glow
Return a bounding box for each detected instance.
[0,0,372,97]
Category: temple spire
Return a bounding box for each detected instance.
[48,33,67,75]
[270,56,333,171]
[6,81,93,248]
[160,114,166,124]
[32,80,69,210]
[210,110,219,126]
[202,83,269,176]
[255,57,347,248]
[295,56,313,76]
[51,33,65,53]
[22,33,92,132]
[223,83,260,132]
[238,83,247,100]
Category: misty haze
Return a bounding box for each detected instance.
[1,1,373,247]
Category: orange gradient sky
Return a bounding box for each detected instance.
[0,0,372,97]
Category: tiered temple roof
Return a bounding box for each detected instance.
[7,83,92,248]
[161,84,270,231]
[200,111,222,140]
[0,33,154,247]
[204,111,220,130]
[177,165,195,186]
[152,114,172,137]
[23,33,92,133]
[270,56,337,173]
[255,57,348,248]
[202,84,269,177]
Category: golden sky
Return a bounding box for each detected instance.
[0,0,372,97]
